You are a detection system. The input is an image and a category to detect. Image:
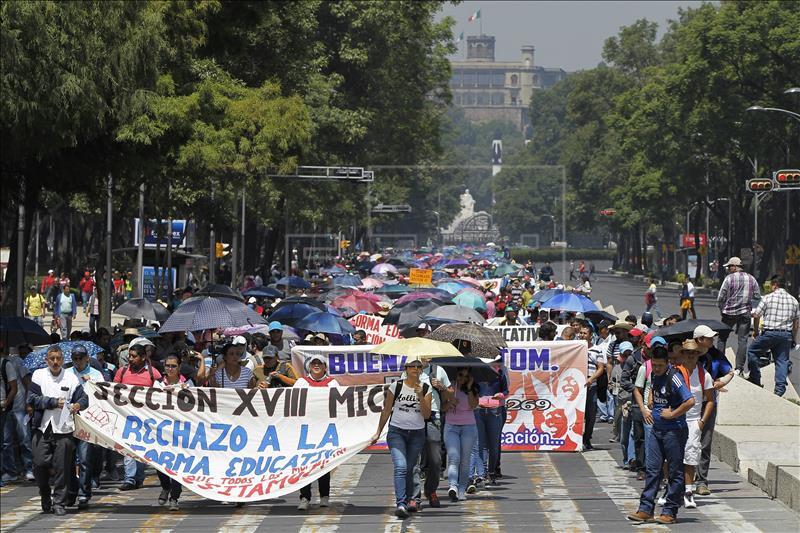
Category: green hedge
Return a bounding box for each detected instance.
[510,248,615,263]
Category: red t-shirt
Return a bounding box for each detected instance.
[113,278,124,294]
[113,365,162,386]
[80,276,95,293]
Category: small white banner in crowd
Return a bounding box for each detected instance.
[75,381,385,502]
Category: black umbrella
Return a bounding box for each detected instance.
[382,299,451,331]
[159,296,265,333]
[273,296,327,313]
[427,323,506,358]
[0,316,51,347]
[583,309,617,325]
[424,305,486,324]
[195,283,245,302]
[242,286,283,299]
[655,319,732,343]
[433,356,497,383]
[115,298,171,322]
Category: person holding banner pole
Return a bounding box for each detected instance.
[156,354,191,511]
[370,359,432,519]
[294,355,340,511]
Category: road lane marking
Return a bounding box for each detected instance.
[299,455,370,532]
[55,475,158,532]
[522,452,591,532]
[0,496,42,533]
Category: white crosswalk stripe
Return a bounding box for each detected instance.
[521,452,591,532]
[298,454,370,532]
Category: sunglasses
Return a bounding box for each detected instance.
[405,364,423,370]
[164,364,179,369]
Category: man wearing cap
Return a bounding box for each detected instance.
[24,286,47,327]
[605,321,632,442]
[692,325,733,496]
[620,334,647,475]
[258,346,298,388]
[498,306,524,326]
[716,256,760,374]
[633,335,668,479]
[268,321,293,361]
[113,343,162,490]
[678,339,715,509]
[70,346,104,509]
[747,275,799,397]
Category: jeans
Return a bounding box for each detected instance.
[413,415,442,501]
[583,386,598,445]
[2,408,33,475]
[444,423,477,496]
[474,407,503,476]
[695,404,716,487]
[81,291,91,312]
[89,314,100,336]
[645,301,663,319]
[747,330,793,396]
[59,313,73,339]
[612,395,624,440]
[639,426,688,518]
[75,440,100,500]
[597,392,615,421]
[719,313,751,371]
[123,455,146,487]
[158,471,184,501]
[621,406,645,470]
[386,426,426,506]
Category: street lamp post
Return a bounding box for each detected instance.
[432,211,440,248]
[746,105,800,124]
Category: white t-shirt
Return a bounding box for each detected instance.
[686,282,695,298]
[293,377,340,387]
[389,382,431,431]
[685,366,713,421]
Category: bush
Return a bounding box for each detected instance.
[510,247,615,263]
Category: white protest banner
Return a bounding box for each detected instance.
[75,382,385,502]
[487,324,538,343]
[348,313,402,344]
[292,345,405,386]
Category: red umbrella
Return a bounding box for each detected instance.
[331,293,382,314]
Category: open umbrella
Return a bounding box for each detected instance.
[372,263,399,275]
[360,277,384,290]
[269,303,324,326]
[274,296,327,312]
[656,319,732,343]
[320,265,347,276]
[424,305,486,324]
[242,286,284,299]
[452,292,487,312]
[375,284,412,296]
[394,292,451,306]
[494,263,524,277]
[445,259,470,268]
[295,311,356,335]
[433,356,498,382]
[583,309,617,325]
[371,337,462,360]
[331,293,382,314]
[540,293,597,313]
[458,277,483,288]
[333,274,363,288]
[115,298,171,322]
[531,288,564,304]
[159,296,265,333]
[428,322,506,358]
[1,316,51,347]
[25,341,104,370]
[195,283,245,301]
[436,282,467,295]
[276,276,312,289]
[382,299,450,330]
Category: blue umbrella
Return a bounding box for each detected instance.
[445,259,470,268]
[276,276,312,289]
[333,275,362,288]
[268,303,322,326]
[531,288,564,305]
[436,282,466,295]
[159,296,266,333]
[321,265,348,276]
[25,341,104,371]
[452,292,487,312]
[375,284,411,296]
[432,271,449,281]
[295,311,356,335]
[541,293,598,313]
[242,286,284,298]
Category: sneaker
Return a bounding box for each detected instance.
[583,442,594,451]
[169,499,179,511]
[25,471,35,482]
[428,493,441,508]
[91,479,100,490]
[494,467,503,479]
[158,488,170,506]
[684,491,697,509]
[77,497,89,510]
[475,476,484,488]
[657,493,667,506]
[696,485,711,496]
[457,494,467,501]
[41,500,53,513]
[655,514,677,524]
[395,504,409,519]
[1,473,18,483]
[407,500,419,512]
[486,474,497,487]
[119,482,137,491]
[637,471,645,481]
[297,498,309,511]
[626,511,653,522]
[448,486,458,502]
[54,506,67,517]
[466,480,477,494]
[319,496,329,507]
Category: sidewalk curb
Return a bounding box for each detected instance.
[605,269,719,297]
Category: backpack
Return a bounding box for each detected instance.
[665,364,704,397]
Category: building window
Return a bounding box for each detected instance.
[510,74,518,86]
[533,75,539,86]
[511,96,517,106]
[453,92,461,105]
[492,71,505,86]
[464,92,475,105]
[463,70,477,86]
[492,92,505,105]
[450,72,461,87]
[477,71,491,86]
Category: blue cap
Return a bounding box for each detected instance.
[649,336,667,348]
[268,321,283,332]
[619,341,635,353]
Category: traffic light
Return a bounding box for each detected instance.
[215,242,230,258]
[746,179,773,192]
[775,169,800,189]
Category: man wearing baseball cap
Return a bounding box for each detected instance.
[633,335,668,479]
[692,325,734,496]
[268,321,292,361]
[716,256,760,374]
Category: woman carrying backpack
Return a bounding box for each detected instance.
[370,358,432,519]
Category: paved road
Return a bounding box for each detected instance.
[2,421,797,532]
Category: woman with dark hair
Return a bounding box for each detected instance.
[156,354,190,510]
[209,344,258,389]
[443,367,479,501]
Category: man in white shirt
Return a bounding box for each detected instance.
[28,346,88,515]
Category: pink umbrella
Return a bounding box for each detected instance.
[459,277,483,288]
[395,292,448,306]
[361,277,385,290]
[331,294,382,314]
[372,263,399,275]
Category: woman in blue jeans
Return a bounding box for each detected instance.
[371,359,432,519]
[469,360,508,490]
[443,368,479,501]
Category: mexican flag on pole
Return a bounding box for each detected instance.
[468,9,481,22]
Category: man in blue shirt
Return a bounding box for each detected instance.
[628,346,694,525]
[69,346,104,509]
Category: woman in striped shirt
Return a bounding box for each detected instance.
[209,343,258,389]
